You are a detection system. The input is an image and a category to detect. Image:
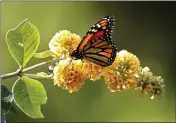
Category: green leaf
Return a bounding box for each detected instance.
[1,85,14,103]
[6,18,40,68]
[34,50,54,58]
[1,101,11,114]
[36,72,50,76]
[23,73,53,79]
[1,85,14,114]
[12,76,47,119]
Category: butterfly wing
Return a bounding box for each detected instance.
[77,15,115,51]
[83,37,117,67]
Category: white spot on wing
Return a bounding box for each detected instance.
[96,24,101,28]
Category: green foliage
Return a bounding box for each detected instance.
[1,85,14,114]
[23,72,53,79]
[3,19,49,119]
[6,18,40,68]
[12,76,47,119]
[34,50,54,58]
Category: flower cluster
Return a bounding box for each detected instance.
[135,67,165,99]
[49,30,81,59]
[53,59,86,93]
[103,50,139,92]
[49,30,165,99]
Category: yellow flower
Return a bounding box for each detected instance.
[102,50,139,92]
[48,30,164,99]
[82,61,104,81]
[103,70,127,92]
[49,30,81,59]
[110,50,140,73]
[125,74,136,88]
[53,58,87,93]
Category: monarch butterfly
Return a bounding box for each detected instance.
[71,15,118,67]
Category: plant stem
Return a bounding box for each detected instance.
[0,70,20,80]
[1,59,56,80]
[22,59,54,73]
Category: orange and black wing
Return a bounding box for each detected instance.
[77,15,115,51]
[83,37,117,67]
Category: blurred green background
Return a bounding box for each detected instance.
[1,1,175,122]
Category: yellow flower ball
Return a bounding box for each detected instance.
[110,50,140,73]
[82,61,104,81]
[103,70,127,92]
[49,30,81,59]
[53,58,87,93]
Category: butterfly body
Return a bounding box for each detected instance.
[71,50,84,60]
[71,15,117,67]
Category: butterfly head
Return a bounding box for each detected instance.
[70,50,84,60]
